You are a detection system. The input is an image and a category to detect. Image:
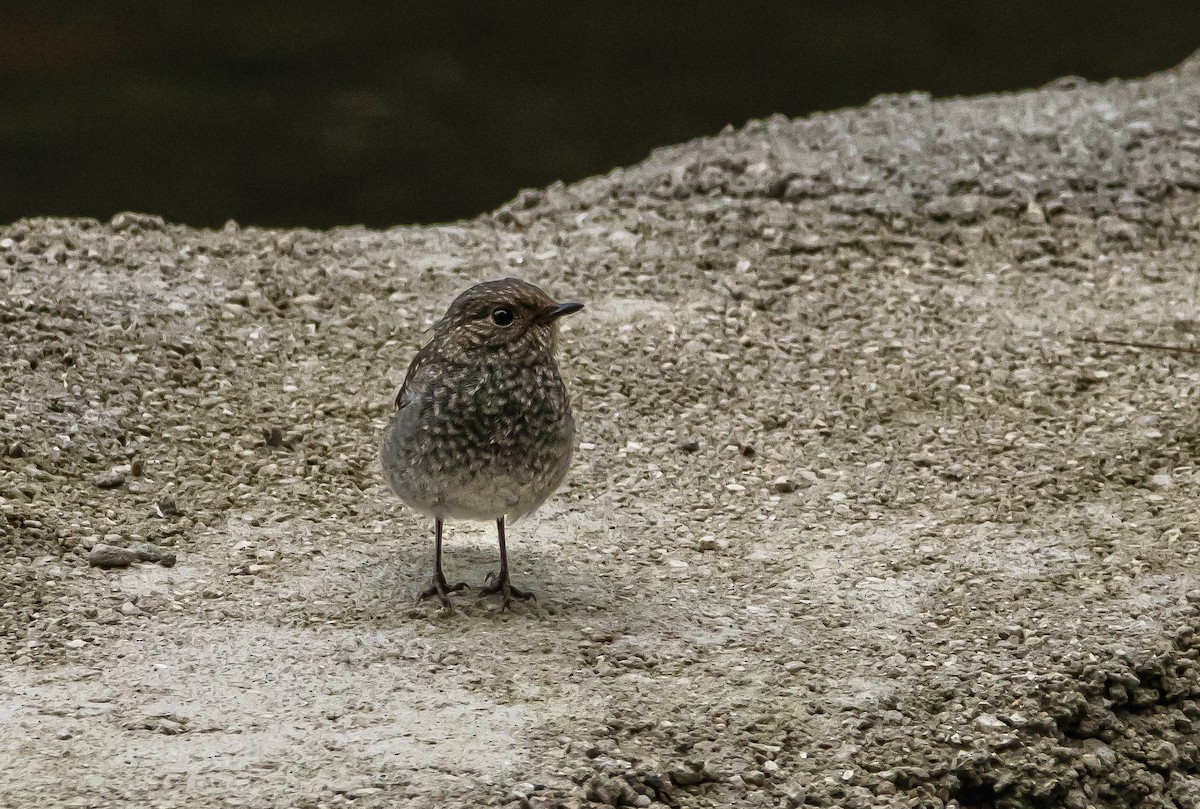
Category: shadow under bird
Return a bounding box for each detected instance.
[381,278,583,610]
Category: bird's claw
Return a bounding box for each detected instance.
[417,575,469,609]
[480,571,536,611]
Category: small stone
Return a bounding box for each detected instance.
[586,774,637,806]
[56,729,72,740]
[633,796,651,808]
[679,439,700,453]
[64,639,86,649]
[1099,215,1137,241]
[925,194,983,221]
[773,476,797,493]
[134,542,167,562]
[120,602,142,616]
[974,713,1008,730]
[782,786,807,807]
[93,469,126,489]
[669,765,706,786]
[741,769,766,787]
[152,497,180,518]
[110,212,165,232]
[511,782,536,799]
[156,718,185,735]
[697,536,718,552]
[87,544,139,569]
[1149,473,1174,489]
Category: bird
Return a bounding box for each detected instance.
[381,278,583,610]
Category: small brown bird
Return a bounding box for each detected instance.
[381,278,583,610]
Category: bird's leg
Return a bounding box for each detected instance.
[481,516,536,610]
[418,517,468,607]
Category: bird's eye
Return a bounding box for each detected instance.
[491,307,514,326]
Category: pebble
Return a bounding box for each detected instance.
[346,787,382,798]
[152,496,180,518]
[134,542,167,562]
[668,765,706,786]
[87,544,139,568]
[157,718,185,735]
[773,476,798,493]
[742,769,766,786]
[110,212,165,232]
[975,713,1008,730]
[586,774,638,806]
[93,469,126,489]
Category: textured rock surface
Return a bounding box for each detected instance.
[2,53,1200,809]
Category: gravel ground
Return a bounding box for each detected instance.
[3,53,1200,809]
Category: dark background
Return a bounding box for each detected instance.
[2,2,1198,229]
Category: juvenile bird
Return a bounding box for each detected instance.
[381,278,583,610]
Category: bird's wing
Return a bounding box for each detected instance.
[394,345,431,411]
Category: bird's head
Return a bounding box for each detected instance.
[433,277,583,355]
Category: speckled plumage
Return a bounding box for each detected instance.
[380,278,582,609]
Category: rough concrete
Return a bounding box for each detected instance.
[3,53,1200,809]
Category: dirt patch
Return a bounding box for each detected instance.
[3,54,1200,809]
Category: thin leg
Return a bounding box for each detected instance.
[497,515,511,581]
[481,516,536,610]
[418,517,468,608]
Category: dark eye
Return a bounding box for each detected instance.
[491,307,514,326]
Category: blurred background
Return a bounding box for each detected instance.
[2,1,1198,229]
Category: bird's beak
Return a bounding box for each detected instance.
[537,301,584,324]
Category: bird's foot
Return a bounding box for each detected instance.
[417,574,469,609]
[480,570,536,611]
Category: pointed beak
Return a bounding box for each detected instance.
[537,301,584,324]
